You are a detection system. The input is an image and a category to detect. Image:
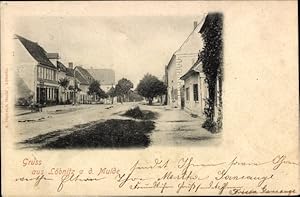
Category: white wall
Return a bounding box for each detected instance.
[184,73,202,116]
[101,84,113,93]
[175,53,199,108]
[14,39,37,102]
[167,56,178,107]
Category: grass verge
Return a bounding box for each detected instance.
[41,119,155,149]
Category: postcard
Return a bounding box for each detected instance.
[1,1,299,196]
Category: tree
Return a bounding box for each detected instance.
[58,77,70,92]
[58,77,70,104]
[136,73,167,105]
[69,83,81,104]
[87,80,107,101]
[107,86,116,104]
[199,13,223,131]
[115,78,134,103]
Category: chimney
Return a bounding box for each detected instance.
[68,62,73,69]
[194,21,198,29]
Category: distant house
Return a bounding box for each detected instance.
[86,68,115,92]
[75,66,95,104]
[14,34,59,106]
[57,61,76,103]
[166,17,206,109]
[180,60,208,116]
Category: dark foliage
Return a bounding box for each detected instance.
[87,80,107,99]
[136,73,167,105]
[202,119,217,133]
[115,78,134,102]
[199,13,223,130]
[42,119,155,149]
[16,95,34,106]
[128,90,144,102]
[58,77,70,91]
[123,106,157,120]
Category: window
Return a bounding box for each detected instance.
[50,70,53,80]
[43,68,46,79]
[37,67,40,78]
[193,84,199,101]
[41,67,44,79]
[186,87,190,101]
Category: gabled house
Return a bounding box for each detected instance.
[165,16,206,109]
[14,34,59,106]
[180,59,208,116]
[86,68,115,92]
[57,61,76,103]
[74,66,95,104]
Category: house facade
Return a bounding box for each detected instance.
[166,19,205,109]
[180,13,222,121]
[180,61,208,116]
[15,35,59,106]
[14,34,95,106]
[57,61,76,104]
[75,66,94,104]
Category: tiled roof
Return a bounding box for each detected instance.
[46,53,59,59]
[75,71,89,85]
[57,61,74,77]
[15,34,56,69]
[76,66,94,84]
[180,59,202,80]
[86,69,115,85]
[57,61,67,72]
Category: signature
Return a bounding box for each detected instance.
[57,173,106,192]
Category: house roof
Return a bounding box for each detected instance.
[180,59,202,80]
[57,61,74,77]
[66,68,74,77]
[75,66,94,85]
[57,61,67,72]
[86,68,115,85]
[174,14,207,55]
[46,53,59,59]
[166,54,176,70]
[15,34,56,69]
[166,14,207,70]
[75,72,89,85]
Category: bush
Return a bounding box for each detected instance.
[16,95,33,106]
[123,106,157,120]
[202,119,217,133]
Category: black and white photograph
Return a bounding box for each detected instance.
[14,13,223,149]
[1,1,298,196]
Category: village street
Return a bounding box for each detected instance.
[15,103,221,149]
[12,14,223,150]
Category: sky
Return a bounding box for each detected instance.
[15,15,204,87]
